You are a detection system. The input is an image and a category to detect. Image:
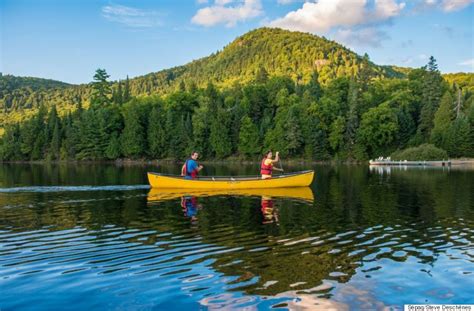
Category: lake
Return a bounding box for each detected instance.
[0,163,473,310]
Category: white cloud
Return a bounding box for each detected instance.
[335,27,390,48]
[102,4,163,27]
[458,58,474,69]
[374,0,406,19]
[197,0,209,3]
[418,0,472,11]
[441,0,473,11]
[268,0,405,33]
[191,0,263,27]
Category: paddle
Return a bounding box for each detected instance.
[276,153,284,174]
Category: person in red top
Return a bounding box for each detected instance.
[260,150,283,179]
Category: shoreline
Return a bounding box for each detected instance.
[1,158,473,166]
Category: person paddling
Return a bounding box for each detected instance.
[260,150,283,179]
[181,151,203,180]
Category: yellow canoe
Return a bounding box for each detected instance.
[147,187,314,202]
[147,170,314,189]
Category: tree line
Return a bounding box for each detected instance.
[1,57,473,162]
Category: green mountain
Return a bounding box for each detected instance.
[0,74,71,93]
[0,74,89,132]
[127,28,404,94]
[0,27,471,132]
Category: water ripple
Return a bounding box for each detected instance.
[0,185,150,193]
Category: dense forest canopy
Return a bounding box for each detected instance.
[1,28,409,128]
[1,28,473,161]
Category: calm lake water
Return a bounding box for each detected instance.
[0,163,473,310]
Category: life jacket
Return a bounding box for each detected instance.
[260,158,273,176]
[261,198,274,223]
[261,198,274,211]
[182,159,198,179]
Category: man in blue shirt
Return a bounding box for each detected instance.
[181,151,203,179]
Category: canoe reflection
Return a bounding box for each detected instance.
[147,187,314,202]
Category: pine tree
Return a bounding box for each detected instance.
[192,99,211,158]
[105,133,121,159]
[445,116,472,157]
[91,69,112,108]
[329,116,345,153]
[121,103,146,158]
[210,108,232,158]
[147,105,166,158]
[417,56,445,140]
[344,78,360,156]
[431,91,454,149]
[114,81,124,105]
[61,113,76,159]
[123,75,131,102]
[284,105,303,156]
[0,123,21,160]
[50,119,61,160]
[305,116,330,160]
[238,116,260,157]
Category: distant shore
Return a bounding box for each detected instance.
[1,158,473,166]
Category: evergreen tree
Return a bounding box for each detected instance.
[329,116,345,153]
[0,123,21,160]
[238,116,260,157]
[91,69,112,107]
[50,119,61,160]
[396,105,416,149]
[284,105,304,156]
[114,81,124,105]
[210,108,232,158]
[166,111,190,159]
[121,102,147,158]
[417,57,445,139]
[76,110,102,159]
[105,133,121,159]
[431,91,455,149]
[61,113,76,159]
[192,99,211,158]
[444,116,473,157]
[358,53,374,92]
[123,75,131,102]
[344,78,360,156]
[147,104,166,158]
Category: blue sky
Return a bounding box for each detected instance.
[1,0,473,84]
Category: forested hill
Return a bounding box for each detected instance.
[0,74,71,93]
[127,27,405,94]
[1,28,406,126]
